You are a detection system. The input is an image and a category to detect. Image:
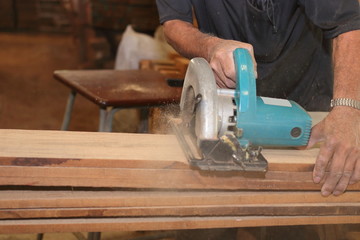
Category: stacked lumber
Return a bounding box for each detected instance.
[1,190,360,234]
[0,117,359,233]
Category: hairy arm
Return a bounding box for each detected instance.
[163,20,257,88]
[308,30,360,196]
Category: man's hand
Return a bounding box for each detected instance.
[308,30,360,196]
[207,39,256,88]
[308,107,360,196]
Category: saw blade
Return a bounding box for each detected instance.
[179,57,219,142]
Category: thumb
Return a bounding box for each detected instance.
[307,122,325,149]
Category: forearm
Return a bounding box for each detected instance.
[162,19,256,88]
[309,30,360,197]
[332,30,360,101]
[162,20,220,61]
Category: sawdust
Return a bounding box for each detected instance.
[148,104,180,134]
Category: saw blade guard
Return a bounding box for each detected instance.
[180,57,219,142]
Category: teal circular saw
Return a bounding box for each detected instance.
[172,48,312,172]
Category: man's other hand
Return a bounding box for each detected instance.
[307,107,360,196]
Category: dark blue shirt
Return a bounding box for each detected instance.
[156,0,360,110]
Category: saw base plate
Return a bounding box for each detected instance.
[171,118,268,172]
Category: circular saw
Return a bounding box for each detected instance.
[171,48,312,172]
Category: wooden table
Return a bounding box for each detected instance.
[54,69,182,131]
[0,123,359,234]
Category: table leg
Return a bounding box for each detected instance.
[37,233,44,240]
[61,90,77,130]
[88,232,101,240]
[99,107,121,132]
[138,108,150,133]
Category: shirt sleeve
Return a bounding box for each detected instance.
[156,0,193,24]
[298,0,360,39]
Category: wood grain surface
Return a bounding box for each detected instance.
[1,216,360,234]
[1,190,359,220]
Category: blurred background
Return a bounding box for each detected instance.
[0,0,160,132]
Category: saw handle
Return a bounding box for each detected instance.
[233,48,257,114]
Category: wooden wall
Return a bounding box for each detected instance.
[0,0,16,29]
[0,0,70,32]
[0,0,159,34]
[91,0,159,33]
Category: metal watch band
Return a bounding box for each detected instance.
[330,98,360,110]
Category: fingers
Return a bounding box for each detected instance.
[350,150,360,184]
[208,40,257,87]
[309,115,360,196]
[307,123,325,149]
[319,144,351,196]
[219,56,236,88]
[308,108,360,196]
[212,60,235,88]
[313,140,335,185]
[306,122,325,172]
[314,138,359,197]
[331,149,358,196]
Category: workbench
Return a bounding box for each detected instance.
[54,69,182,132]
[0,119,359,234]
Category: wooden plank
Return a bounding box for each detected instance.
[0,129,187,167]
[1,216,360,234]
[1,129,317,169]
[3,112,358,190]
[0,146,318,171]
[2,190,359,209]
[0,164,359,190]
[2,203,360,219]
[0,166,329,190]
[0,119,360,190]
[0,128,318,166]
[1,110,328,168]
[1,190,359,219]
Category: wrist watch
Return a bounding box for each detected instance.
[330,98,360,110]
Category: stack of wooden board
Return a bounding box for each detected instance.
[0,113,359,234]
[1,190,359,234]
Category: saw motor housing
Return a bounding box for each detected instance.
[222,49,312,147]
[175,48,312,172]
